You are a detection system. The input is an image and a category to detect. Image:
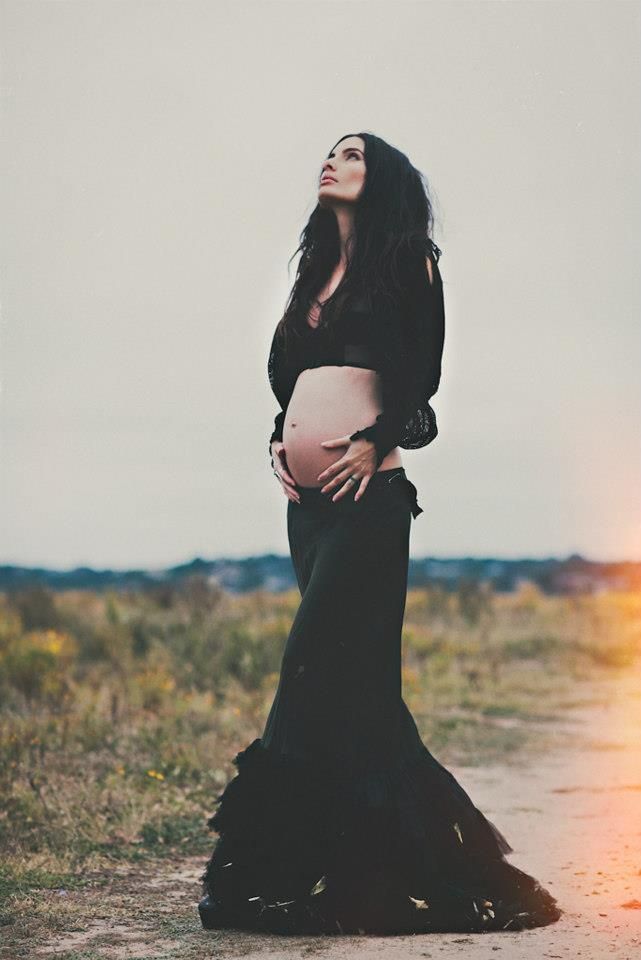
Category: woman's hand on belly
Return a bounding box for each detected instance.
[281,366,390,490]
[270,440,301,503]
[316,434,378,503]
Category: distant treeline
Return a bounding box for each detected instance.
[0,553,639,595]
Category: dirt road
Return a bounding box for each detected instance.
[23,673,641,960]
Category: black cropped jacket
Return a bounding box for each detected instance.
[268,241,445,470]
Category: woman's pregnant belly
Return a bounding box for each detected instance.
[282,366,403,488]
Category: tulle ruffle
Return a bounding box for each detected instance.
[199,737,561,935]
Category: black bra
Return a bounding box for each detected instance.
[302,342,379,373]
[302,302,380,373]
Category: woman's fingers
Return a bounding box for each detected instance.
[354,475,371,502]
[271,447,300,502]
[276,449,297,487]
[277,474,300,503]
[319,464,351,494]
[280,465,297,487]
[317,456,348,485]
[330,481,354,502]
[321,462,359,497]
[329,468,367,502]
[326,461,376,502]
[318,438,377,491]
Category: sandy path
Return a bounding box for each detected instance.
[27,673,641,960]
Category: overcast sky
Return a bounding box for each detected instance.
[1,0,639,569]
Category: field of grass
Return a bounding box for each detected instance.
[0,577,639,936]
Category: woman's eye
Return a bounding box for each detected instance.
[321,151,360,170]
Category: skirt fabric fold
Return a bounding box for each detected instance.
[198,468,561,935]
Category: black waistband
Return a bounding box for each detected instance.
[295,467,424,519]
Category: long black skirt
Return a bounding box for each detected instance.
[198,467,561,935]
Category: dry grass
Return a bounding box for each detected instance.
[0,578,640,955]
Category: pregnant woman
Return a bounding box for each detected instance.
[198,132,561,935]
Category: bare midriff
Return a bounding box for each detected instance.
[281,365,403,488]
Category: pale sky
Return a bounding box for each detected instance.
[1,0,640,568]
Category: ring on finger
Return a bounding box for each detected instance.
[337,475,359,493]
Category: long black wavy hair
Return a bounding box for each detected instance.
[274,131,442,355]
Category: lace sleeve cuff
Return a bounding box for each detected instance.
[349,416,391,469]
[269,411,285,455]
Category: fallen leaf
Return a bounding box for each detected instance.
[408,895,430,910]
[310,876,327,896]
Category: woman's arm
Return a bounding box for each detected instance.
[269,411,285,454]
[268,326,301,500]
[348,251,445,468]
[267,326,299,458]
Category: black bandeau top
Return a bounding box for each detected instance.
[268,240,445,469]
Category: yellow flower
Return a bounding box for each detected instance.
[44,631,63,655]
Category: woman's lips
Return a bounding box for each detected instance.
[320,177,337,184]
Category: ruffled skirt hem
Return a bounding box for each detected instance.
[198,737,561,936]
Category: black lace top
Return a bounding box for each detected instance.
[268,241,445,469]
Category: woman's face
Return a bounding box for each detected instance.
[318,136,366,206]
